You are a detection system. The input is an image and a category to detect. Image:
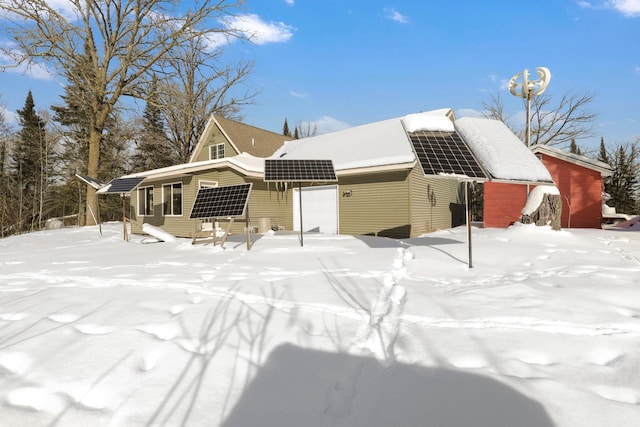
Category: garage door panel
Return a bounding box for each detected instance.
[293,185,338,234]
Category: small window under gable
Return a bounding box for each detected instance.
[209,143,225,160]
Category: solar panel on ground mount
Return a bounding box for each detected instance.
[408,130,488,180]
[75,174,106,190]
[264,159,337,182]
[189,183,252,219]
[97,177,145,194]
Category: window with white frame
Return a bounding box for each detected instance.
[162,182,182,216]
[209,143,225,160]
[138,186,154,216]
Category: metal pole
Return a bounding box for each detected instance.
[526,89,532,195]
[526,90,532,148]
[122,196,128,241]
[299,182,304,247]
[466,182,473,268]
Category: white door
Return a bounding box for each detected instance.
[293,185,338,234]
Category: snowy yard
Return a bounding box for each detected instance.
[1,222,639,426]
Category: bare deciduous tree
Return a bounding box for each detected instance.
[295,121,319,139]
[156,35,257,163]
[482,90,597,148]
[0,0,244,225]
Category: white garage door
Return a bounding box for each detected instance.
[293,185,338,234]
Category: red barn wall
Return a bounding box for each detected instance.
[483,155,604,229]
[539,154,603,228]
[483,182,528,228]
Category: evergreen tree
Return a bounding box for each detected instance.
[131,75,175,172]
[293,126,299,139]
[569,139,582,155]
[602,141,639,215]
[11,91,50,231]
[283,117,291,137]
[597,137,609,165]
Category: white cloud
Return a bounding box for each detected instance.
[608,0,640,16]
[0,49,55,81]
[384,8,409,24]
[306,116,351,134]
[635,65,640,73]
[0,105,19,127]
[284,0,294,5]
[456,109,484,118]
[577,1,594,8]
[290,90,308,98]
[229,14,294,45]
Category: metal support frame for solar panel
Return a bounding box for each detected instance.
[75,174,106,236]
[406,129,490,268]
[75,174,106,191]
[264,159,337,247]
[189,183,253,250]
[96,177,146,241]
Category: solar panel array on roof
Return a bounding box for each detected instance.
[189,183,252,219]
[98,177,145,194]
[408,130,488,180]
[264,159,337,182]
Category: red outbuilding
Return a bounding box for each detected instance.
[483,145,612,229]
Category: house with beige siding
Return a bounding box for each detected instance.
[128,109,543,240]
[270,109,466,238]
[126,116,294,237]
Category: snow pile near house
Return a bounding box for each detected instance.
[609,215,640,231]
[1,223,640,426]
[455,117,554,183]
[522,184,560,215]
[401,109,455,132]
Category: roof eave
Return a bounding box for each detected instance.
[531,145,613,177]
[335,161,417,176]
[489,178,557,186]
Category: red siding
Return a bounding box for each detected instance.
[483,155,605,229]
[484,182,528,228]
[539,154,603,228]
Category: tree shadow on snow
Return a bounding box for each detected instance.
[222,344,556,427]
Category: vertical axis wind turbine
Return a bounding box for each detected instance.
[508,67,551,147]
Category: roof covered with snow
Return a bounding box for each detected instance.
[531,144,613,177]
[272,109,456,172]
[454,117,554,184]
[124,152,265,181]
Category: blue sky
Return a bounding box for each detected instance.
[1,0,639,151]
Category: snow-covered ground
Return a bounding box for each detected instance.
[1,222,639,426]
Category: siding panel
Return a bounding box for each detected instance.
[409,166,464,236]
[338,171,411,238]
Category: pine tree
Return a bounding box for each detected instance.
[603,142,639,215]
[283,118,292,137]
[11,91,50,231]
[293,126,299,139]
[131,75,175,172]
[597,137,609,164]
[569,139,582,155]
